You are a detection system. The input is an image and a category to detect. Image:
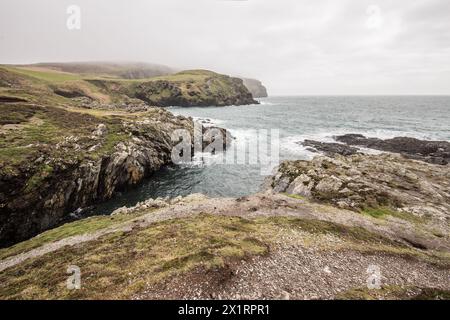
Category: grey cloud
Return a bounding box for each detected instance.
[0,0,449,94]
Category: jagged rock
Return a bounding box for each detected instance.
[335,134,450,165]
[111,193,209,216]
[92,124,107,137]
[267,153,450,222]
[301,140,359,156]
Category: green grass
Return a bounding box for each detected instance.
[121,70,215,83]
[0,103,130,174]
[0,103,36,124]
[5,67,83,83]
[0,214,143,261]
[282,193,307,201]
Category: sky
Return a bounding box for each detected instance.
[0,0,449,95]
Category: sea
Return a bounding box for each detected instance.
[94,96,450,214]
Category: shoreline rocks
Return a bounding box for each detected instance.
[301,140,359,156]
[335,134,450,165]
[267,153,450,224]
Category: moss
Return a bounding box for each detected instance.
[412,288,450,300]
[24,164,53,192]
[0,103,131,177]
[362,207,425,224]
[261,216,400,246]
[89,123,129,160]
[349,242,450,269]
[282,193,307,201]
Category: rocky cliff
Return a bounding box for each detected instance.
[242,78,268,98]
[0,66,236,246]
[0,104,191,246]
[127,70,257,107]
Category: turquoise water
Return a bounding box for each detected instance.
[94,96,450,214]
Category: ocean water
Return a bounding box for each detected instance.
[94,96,450,214]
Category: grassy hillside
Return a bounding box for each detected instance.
[0,65,256,107]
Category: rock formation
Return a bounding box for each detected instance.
[0,66,239,246]
[301,139,359,156]
[335,134,450,165]
[268,153,450,223]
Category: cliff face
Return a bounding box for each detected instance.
[242,78,268,98]
[0,104,194,246]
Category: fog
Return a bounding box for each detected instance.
[1,0,450,95]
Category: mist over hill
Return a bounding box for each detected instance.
[19,62,174,79]
[11,61,269,98]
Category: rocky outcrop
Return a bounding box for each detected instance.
[0,105,231,247]
[335,134,450,165]
[242,78,268,98]
[268,153,450,223]
[301,140,359,156]
[85,70,257,107]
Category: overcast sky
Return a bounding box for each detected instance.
[1,0,449,95]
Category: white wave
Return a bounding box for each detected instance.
[257,100,275,106]
[177,151,226,168]
[190,117,226,128]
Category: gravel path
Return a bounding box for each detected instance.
[137,240,450,300]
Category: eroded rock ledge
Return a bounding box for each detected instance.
[268,153,450,224]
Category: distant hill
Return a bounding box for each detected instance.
[18,62,174,79]
[0,65,256,108]
[16,62,269,98]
